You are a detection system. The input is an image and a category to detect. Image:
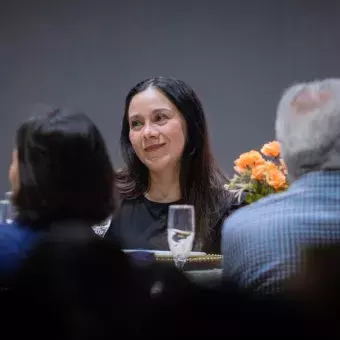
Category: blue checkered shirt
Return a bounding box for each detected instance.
[222,171,340,294]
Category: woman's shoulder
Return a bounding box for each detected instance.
[0,221,40,247]
[111,194,144,222]
[115,168,143,200]
[211,183,247,218]
[0,220,35,238]
[119,195,143,207]
[0,221,39,275]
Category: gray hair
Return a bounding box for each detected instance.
[275,79,340,182]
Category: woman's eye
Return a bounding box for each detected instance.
[155,114,168,122]
[131,121,142,129]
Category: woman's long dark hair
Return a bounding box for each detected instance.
[117,76,234,246]
[13,108,116,229]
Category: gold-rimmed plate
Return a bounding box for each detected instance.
[155,254,223,270]
[155,254,222,262]
[123,250,206,257]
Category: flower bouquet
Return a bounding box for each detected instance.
[225,141,288,204]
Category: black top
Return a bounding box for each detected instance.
[104,195,243,254]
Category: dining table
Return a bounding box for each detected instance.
[186,268,222,287]
[95,227,224,288]
[153,252,223,287]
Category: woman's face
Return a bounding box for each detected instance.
[9,149,19,193]
[128,87,187,173]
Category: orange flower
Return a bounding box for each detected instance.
[279,158,288,174]
[261,141,281,158]
[251,163,267,180]
[234,150,265,172]
[266,162,287,190]
[234,166,245,174]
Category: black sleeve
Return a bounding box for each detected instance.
[204,194,247,254]
[104,218,122,248]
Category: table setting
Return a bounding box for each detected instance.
[123,249,223,286]
[0,197,223,286]
[122,205,223,286]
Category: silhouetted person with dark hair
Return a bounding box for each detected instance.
[6,229,148,340]
[105,76,244,254]
[0,108,116,278]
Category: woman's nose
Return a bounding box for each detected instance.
[143,123,159,138]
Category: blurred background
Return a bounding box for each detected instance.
[1,0,339,192]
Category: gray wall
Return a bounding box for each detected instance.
[1,0,340,193]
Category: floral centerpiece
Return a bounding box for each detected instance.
[225,141,289,204]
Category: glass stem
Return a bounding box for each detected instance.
[175,256,186,270]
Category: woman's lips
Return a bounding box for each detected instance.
[144,143,166,152]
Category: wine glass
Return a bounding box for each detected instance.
[167,205,195,270]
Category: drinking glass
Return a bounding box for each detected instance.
[167,205,195,270]
[2,191,14,224]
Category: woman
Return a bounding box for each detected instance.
[105,76,242,253]
[0,108,116,277]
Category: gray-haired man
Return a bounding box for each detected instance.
[222,79,340,294]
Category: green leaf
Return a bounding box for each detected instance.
[245,192,258,204]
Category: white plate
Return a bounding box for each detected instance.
[122,249,206,257]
